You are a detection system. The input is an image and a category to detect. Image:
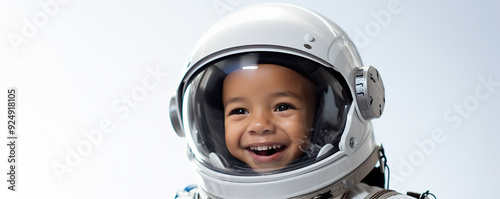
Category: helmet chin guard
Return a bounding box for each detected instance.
[168,3,387,199]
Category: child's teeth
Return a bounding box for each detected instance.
[250,145,283,151]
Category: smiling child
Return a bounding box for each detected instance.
[222,64,316,171]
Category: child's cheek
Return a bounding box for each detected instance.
[225,126,238,149]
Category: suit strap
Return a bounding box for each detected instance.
[364,189,399,199]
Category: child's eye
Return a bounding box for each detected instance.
[229,108,248,115]
[275,104,295,112]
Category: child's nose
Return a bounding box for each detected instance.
[248,111,275,135]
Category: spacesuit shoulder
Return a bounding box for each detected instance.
[347,183,416,199]
[175,185,200,199]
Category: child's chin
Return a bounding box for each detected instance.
[251,165,286,173]
[248,160,289,172]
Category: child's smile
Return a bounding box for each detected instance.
[222,64,316,171]
[247,144,287,163]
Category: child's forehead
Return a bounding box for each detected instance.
[223,64,314,93]
[212,52,325,87]
[225,64,305,80]
[223,64,316,98]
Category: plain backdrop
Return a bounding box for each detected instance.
[1,0,499,198]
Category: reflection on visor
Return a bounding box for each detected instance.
[241,65,258,70]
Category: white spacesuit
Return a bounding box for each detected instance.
[169,3,433,199]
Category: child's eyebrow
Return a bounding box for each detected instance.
[272,91,301,99]
[224,97,245,109]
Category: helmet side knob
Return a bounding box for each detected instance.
[355,66,385,120]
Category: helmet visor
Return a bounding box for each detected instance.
[181,52,352,175]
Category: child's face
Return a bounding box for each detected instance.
[222,64,316,171]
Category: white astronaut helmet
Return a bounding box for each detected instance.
[169,3,386,199]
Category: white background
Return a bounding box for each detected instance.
[1,0,499,198]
